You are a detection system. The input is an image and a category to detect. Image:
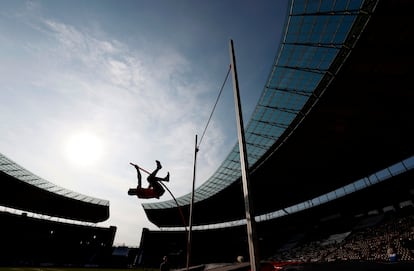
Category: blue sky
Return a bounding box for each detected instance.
[0,0,288,247]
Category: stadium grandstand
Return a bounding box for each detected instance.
[0,152,117,267]
[138,0,414,269]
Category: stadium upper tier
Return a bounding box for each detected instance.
[143,0,414,227]
[0,153,109,223]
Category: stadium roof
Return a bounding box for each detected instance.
[0,153,109,223]
[143,0,414,227]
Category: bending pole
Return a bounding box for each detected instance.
[159,181,188,233]
[136,165,151,175]
[229,39,260,271]
[138,165,188,232]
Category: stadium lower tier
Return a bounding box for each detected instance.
[0,211,116,267]
[137,203,414,269]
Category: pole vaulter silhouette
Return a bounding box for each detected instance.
[128,160,169,199]
[128,161,187,231]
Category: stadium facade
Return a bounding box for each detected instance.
[0,153,116,266]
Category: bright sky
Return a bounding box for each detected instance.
[0,0,288,247]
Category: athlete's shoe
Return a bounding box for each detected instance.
[163,172,170,182]
[156,160,162,169]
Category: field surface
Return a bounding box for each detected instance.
[0,268,157,271]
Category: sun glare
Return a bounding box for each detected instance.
[64,132,104,166]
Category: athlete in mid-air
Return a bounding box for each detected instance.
[128,160,169,199]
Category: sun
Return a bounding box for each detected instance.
[64,132,104,166]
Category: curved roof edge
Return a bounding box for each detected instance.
[143,0,374,211]
[0,152,110,223]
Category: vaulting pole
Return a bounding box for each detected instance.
[229,39,260,271]
[137,165,188,231]
[158,181,188,232]
[186,134,198,270]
